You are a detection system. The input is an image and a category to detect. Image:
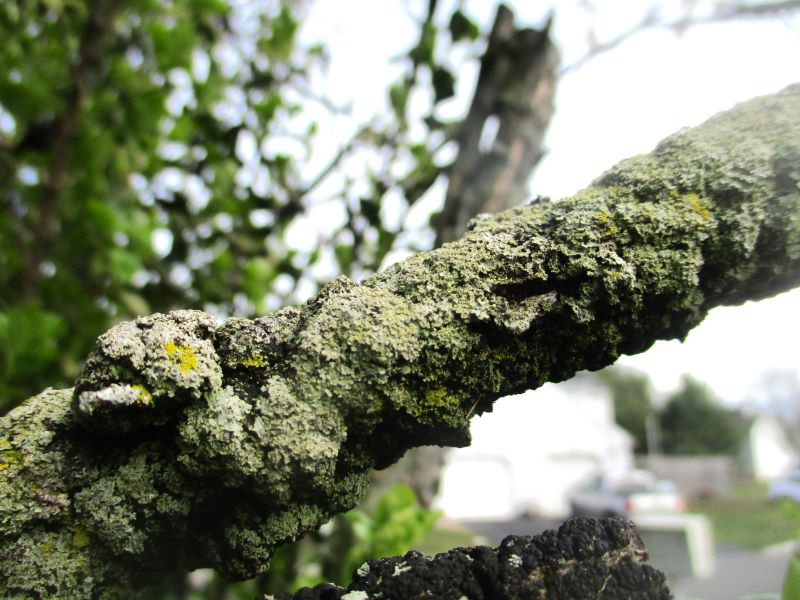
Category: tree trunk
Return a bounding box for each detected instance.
[2,85,799,597]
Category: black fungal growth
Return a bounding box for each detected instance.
[263,518,671,600]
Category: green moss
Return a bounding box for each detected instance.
[595,211,619,237]
[423,387,460,412]
[40,540,56,556]
[400,386,464,429]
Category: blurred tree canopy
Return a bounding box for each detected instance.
[659,375,747,456]
[0,0,489,412]
[600,367,747,456]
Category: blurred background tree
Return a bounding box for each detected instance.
[1,0,331,408]
[659,375,747,456]
[746,369,800,444]
[599,367,655,454]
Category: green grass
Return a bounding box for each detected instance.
[691,479,800,550]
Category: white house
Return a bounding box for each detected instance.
[434,373,633,518]
[747,416,798,481]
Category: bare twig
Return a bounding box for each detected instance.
[563,0,800,75]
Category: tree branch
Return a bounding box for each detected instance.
[263,518,670,599]
[2,85,799,596]
[563,0,800,75]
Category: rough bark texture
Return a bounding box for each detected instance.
[263,518,670,600]
[2,85,800,597]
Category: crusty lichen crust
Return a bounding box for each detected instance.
[2,85,799,597]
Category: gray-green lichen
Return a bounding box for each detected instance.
[2,85,800,597]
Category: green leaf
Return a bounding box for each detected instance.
[334,244,354,272]
[0,305,65,378]
[389,81,410,121]
[254,93,282,124]
[148,21,196,70]
[109,248,142,285]
[242,257,276,305]
[192,0,229,16]
[410,20,437,66]
[360,197,381,227]
[264,7,298,59]
[432,66,455,104]
[117,290,151,317]
[42,0,64,14]
[449,10,480,42]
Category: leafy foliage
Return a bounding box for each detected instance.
[0,1,487,413]
[1,0,319,407]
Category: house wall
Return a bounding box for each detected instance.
[749,417,797,481]
[435,378,634,518]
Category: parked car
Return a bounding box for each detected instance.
[767,470,800,504]
[568,470,687,518]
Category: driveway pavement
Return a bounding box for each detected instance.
[670,542,792,600]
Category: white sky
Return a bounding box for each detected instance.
[300,1,800,405]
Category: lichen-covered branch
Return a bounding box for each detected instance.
[2,85,799,597]
[263,518,670,600]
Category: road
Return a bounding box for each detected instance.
[461,517,793,600]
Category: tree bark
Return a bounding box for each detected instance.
[2,85,799,597]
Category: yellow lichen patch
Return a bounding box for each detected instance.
[40,541,56,556]
[164,341,198,374]
[241,354,267,368]
[595,212,619,237]
[0,439,24,472]
[72,527,91,549]
[686,193,712,220]
[130,385,153,406]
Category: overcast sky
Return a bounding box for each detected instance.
[300,1,800,404]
